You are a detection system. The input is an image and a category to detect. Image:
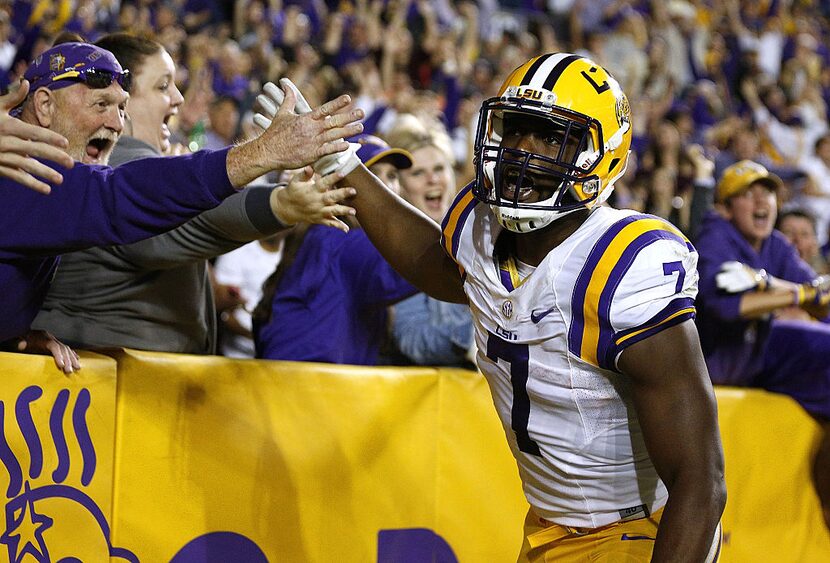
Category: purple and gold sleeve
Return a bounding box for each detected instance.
[440,183,478,278]
[567,215,698,372]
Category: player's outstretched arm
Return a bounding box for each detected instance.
[344,164,467,303]
[253,78,465,302]
[618,320,726,563]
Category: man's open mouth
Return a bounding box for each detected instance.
[753,210,770,227]
[86,137,114,161]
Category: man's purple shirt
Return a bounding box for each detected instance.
[255,225,417,365]
[694,210,816,384]
[0,149,235,342]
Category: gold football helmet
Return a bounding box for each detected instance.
[473,53,632,232]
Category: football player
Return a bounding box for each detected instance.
[259,53,726,562]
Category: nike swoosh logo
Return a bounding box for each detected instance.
[530,307,556,324]
[620,534,655,541]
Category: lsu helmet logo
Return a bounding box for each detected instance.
[615,95,631,128]
[518,87,543,101]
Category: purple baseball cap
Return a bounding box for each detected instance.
[351,134,413,169]
[24,42,129,93]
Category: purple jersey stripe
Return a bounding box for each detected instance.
[440,182,478,260]
[568,215,642,356]
[499,265,515,291]
[606,298,696,369]
[594,228,692,370]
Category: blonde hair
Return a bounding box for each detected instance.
[385,113,453,160]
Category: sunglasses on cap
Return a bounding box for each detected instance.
[46,67,132,92]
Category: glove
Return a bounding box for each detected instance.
[254,81,307,128]
[715,261,770,293]
[254,79,361,177]
[793,275,830,307]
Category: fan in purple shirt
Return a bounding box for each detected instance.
[253,134,418,365]
[694,159,830,529]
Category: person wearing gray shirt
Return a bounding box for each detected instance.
[33,34,356,354]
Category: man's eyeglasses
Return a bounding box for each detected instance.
[48,68,132,93]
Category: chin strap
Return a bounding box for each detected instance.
[492,202,583,233]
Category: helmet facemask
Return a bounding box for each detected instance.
[474,93,624,233]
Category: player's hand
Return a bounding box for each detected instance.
[254,80,310,128]
[255,79,362,176]
[0,80,74,194]
[716,261,770,293]
[14,330,81,375]
[254,82,363,172]
[271,166,357,232]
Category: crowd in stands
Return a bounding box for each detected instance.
[2,1,830,361]
[0,1,824,239]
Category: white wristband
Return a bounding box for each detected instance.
[314,142,361,177]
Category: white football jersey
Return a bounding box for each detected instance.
[441,185,699,528]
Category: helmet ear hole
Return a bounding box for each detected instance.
[582,179,600,195]
[609,157,621,172]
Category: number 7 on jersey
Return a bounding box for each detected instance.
[486,333,542,456]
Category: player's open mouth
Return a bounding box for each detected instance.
[502,170,536,202]
[85,137,114,162]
